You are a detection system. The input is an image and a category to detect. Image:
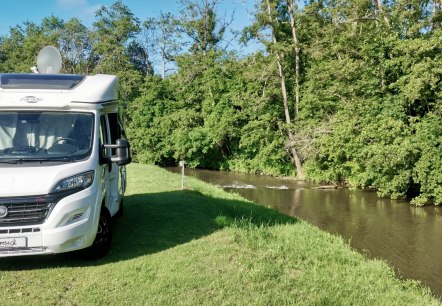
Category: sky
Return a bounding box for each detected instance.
[0,0,258,48]
[0,0,262,74]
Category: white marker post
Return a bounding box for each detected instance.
[179,160,185,190]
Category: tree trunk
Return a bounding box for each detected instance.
[161,48,166,79]
[432,0,440,29]
[265,0,304,180]
[287,0,300,120]
[373,0,390,25]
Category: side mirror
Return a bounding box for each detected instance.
[103,139,132,166]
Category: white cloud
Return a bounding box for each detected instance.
[84,4,102,15]
[56,0,101,18]
[56,0,87,9]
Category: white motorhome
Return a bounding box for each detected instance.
[0,48,131,258]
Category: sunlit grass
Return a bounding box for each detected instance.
[0,163,438,305]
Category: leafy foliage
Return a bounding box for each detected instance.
[1,0,442,204]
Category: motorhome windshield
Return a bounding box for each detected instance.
[0,111,94,163]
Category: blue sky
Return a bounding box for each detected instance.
[0,0,256,39]
[0,0,262,72]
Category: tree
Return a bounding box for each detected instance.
[143,13,181,79]
[287,0,301,119]
[91,0,142,101]
[92,1,140,72]
[126,40,154,76]
[244,0,304,179]
[0,17,63,73]
[59,18,94,74]
[178,0,227,56]
[3,0,442,205]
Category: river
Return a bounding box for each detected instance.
[166,167,442,298]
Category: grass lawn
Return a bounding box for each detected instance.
[0,163,439,305]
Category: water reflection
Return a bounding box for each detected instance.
[166,167,442,297]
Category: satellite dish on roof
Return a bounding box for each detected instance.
[36,46,62,74]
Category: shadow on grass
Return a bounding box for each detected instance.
[0,189,296,270]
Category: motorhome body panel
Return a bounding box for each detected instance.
[0,74,118,105]
[0,73,127,257]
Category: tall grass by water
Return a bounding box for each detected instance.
[0,164,438,305]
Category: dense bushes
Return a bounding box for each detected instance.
[1,0,442,204]
[123,1,442,205]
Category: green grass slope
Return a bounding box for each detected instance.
[0,163,439,305]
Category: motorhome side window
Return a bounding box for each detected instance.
[100,115,110,158]
[108,113,121,143]
[100,113,121,156]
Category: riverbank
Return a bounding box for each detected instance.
[167,166,442,296]
[0,163,438,305]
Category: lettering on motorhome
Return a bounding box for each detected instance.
[0,239,17,247]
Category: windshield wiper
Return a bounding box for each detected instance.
[26,156,76,163]
[0,156,76,164]
[0,158,22,164]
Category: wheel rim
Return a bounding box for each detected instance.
[95,212,110,246]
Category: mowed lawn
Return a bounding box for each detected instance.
[0,163,439,305]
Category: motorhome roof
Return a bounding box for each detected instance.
[0,74,118,106]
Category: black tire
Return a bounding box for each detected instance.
[115,199,124,218]
[81,207,112,260]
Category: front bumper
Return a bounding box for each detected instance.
[0,188,99,257]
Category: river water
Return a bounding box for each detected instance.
[167,167,442,298]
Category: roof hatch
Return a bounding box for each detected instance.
[0,74,85,90]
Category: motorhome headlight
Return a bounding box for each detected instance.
[51,171,95,193]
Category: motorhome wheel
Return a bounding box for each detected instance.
[81,207,112,259]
